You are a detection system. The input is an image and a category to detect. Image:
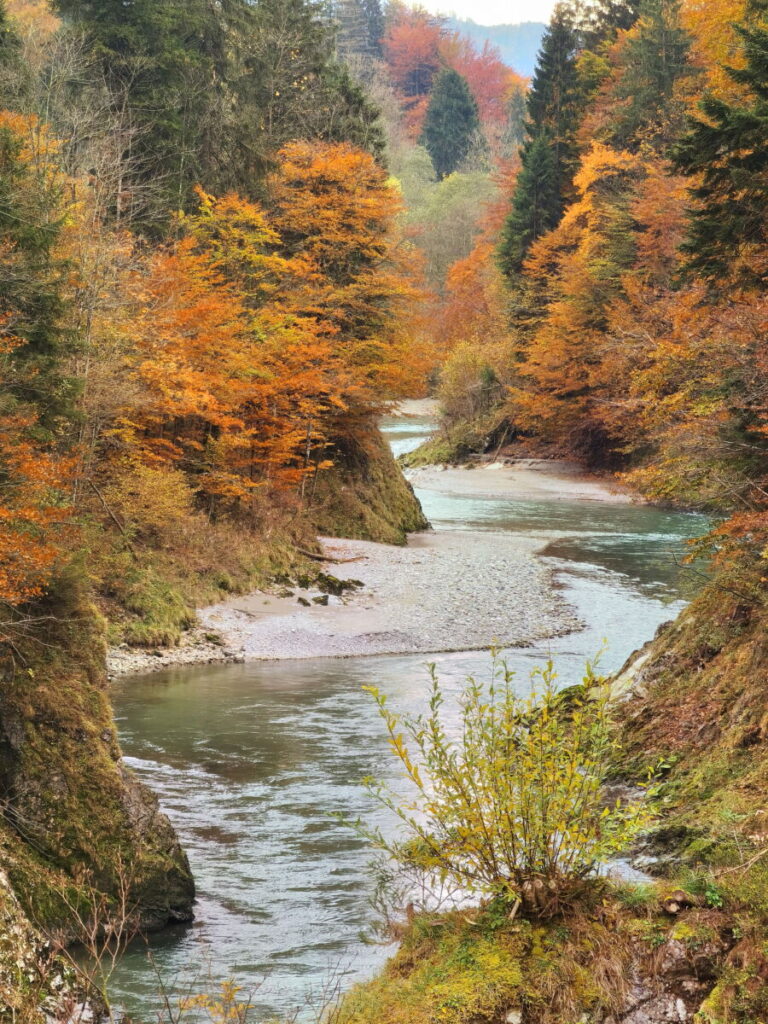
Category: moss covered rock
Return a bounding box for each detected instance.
[0,866,104,1023]
[311,425,428,545]
[0,576,194,939]
[335,897,734,1024]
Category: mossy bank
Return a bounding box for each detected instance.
[0,578,194,1015]
[101,425,427,650]
[334,891,739,1024]
[312,425,428,544]
[330,568,768,1024]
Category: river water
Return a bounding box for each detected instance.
[108,414,708,1021]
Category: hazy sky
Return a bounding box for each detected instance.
[419,0,556,25]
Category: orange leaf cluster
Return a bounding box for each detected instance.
[108,143,432,516]
[382,4,525,139]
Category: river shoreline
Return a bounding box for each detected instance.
[107,459,635,679]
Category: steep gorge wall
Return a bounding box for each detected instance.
[311,425,429,545]
[0,578,194,986]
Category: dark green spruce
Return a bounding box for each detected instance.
[52,0,385,229]
[673,0,768,288]
[498,5,581,276]
[422,68,480,179]
[603,0,693,152]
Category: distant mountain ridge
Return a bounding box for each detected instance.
[444,17,546,77]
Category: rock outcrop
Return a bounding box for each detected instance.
[0,579,194,950]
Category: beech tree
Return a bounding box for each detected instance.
[269,140,432,414]
[382,3,442,134]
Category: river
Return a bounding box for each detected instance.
[108,411,708,1021]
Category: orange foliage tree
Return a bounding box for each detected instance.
[510,144,649,460]
[383,3,442,135]
[112,192,343,514]
[383,5,526,144]
[680,0,750,101]
[0,111,72,608]
[438,33,524,127]
[103,142,432,521]
[269,141,433,422]
[0,332,71,606]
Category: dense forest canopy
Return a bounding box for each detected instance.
[0,0,767,629]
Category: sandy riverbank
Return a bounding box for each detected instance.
[107,459,631,678]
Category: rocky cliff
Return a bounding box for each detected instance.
[0,576,194,1009]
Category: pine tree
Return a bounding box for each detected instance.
[320,63,387,163]
[582,0,642,47]
[526,6,582,188]
[53,0,221,224]
[497,133,561,276]
[0,115,75,429]
[332,0,371,59]
[422,68,480,179]
[604,0,692,151]
[53,0,386,223]
[673,0,768,287]
[498,4,581,278]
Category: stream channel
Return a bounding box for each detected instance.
[108,412,708,1020]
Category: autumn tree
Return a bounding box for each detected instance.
[269,140,432,420]
[383,3,442,134]
[673,0,768,287]
[438,32,516,126]
[680,0,749,101]
[52,0,386,227]
[0,112,73,607]
[510,144,645,460]
[422,68,480,179]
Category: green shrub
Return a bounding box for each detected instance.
[356,656,653,918]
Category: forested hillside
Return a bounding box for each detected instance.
[0,0,438,1014]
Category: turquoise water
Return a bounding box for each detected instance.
[107,420,708,1021]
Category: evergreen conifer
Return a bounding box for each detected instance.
[673,0,768,287]
[498,4,580,278]
[497,133,561,277]
[526,6,581,187]
[422,68,480,180]
[605,0,692,151]
[361,0,385,56]
[332,0,371,59]
[53,0,385,226]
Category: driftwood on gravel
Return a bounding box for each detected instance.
[295,547,365,565]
